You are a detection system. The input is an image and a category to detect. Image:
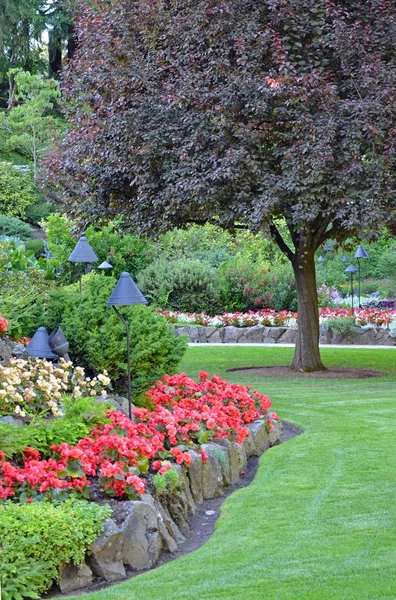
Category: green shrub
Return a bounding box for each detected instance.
[25,238,45,257]
[265,263,298,312]
[326,318,356,335]
[138,257,221,313]
[0,270,53,339]
[0,499,110,599]
[216,257,272,312]
[0,162,38,217]
[25,201,55,226]
[39,273,187,396]
[44,214,153,283]
[0,397,111,459]
[0,214,32,240]
[376,248,396,279]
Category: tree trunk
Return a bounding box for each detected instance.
[291,251,325,372]
[49,31,62,77]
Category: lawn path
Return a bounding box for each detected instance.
[78,347,396,600]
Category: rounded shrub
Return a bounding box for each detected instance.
[0,162,38,217]
[138,257,221,313]
[0,214,32,240]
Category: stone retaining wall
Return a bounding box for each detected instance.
[171,325,396,346]
[58,419,282,594]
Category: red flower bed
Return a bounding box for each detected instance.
[0,372,278,502]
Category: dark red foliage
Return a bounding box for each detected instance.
[45,0,396,370]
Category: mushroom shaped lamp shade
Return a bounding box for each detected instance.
[26,327,58,360]
[68,236,98,263]
[344,264,358,274]
[342,254,349,262]
[106,272,148,306]
[317,255,324,263]
[354,245,370,259]
[98,260,113,270]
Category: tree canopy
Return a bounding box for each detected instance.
[46,0,396,370]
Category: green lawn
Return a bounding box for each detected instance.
[79,347,396,600]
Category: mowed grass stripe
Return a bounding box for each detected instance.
[77,347,396,600]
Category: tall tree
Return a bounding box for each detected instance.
[45,0,396,371]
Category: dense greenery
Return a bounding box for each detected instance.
[0,499,110,599]
[81,345,396,600]
[0,162,38,216]
[38,273,187,396]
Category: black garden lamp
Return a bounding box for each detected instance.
[106,272,148,419]
[342,254,349,263]
[48,326,71,362]
[344,264,359,315]
[354,245,370,309]
[26,327,58,360]
[68,236,99,293]
[98,260,113,270]
[317,255,324,264]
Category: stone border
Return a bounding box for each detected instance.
[57,420,282,595]
[171,325,396,346]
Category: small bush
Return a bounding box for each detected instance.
[40,273,187,396]
[217,257,272,312]
[0,499,110,599]
[25,238,45,257]
[326,317,356,335]
[0,214,32,240]
[138,257,221,313]
[25,201,55,226]
[0,270,53,339]
[0,162,38,217]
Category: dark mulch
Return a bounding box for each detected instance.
[47,422,301,598]
[228,366,387,379]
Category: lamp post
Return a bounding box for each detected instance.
[68,236,99,293]
[344,264,358,315]
[354,245,370,309]
[106,272,147,419]
[26,327,58,360]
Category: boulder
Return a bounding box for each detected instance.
[172,464,196,516]
[186,450,204,505]
[154,497,186,545]
[0,339,12,366]
[269,420,283,447]
[121,500,162,571]
[160,492,190,536]
[88,519,125,582]
[239,326,265,344]
[201,443,225,499]
[247,420,270,456]
[279,328,297,344]
[213,439,239,485]
[0,415,24,427]
[141,494,178,554]
[242,430,256,459]
[206,327,224,343]
[58,562,93,594]
[223,326,243,343]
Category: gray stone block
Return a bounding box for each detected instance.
[121,501,162,571]
[58,562,93,594]
[201,443,224,499]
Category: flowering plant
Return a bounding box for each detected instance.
[158,308,396,330]
[0,315,8,336]
[0,358,111,420]
[0,372,278,502]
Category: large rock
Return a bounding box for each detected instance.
[247,420,270,456]
[269,420,282,447]
[201,443,225,499]
[186,450,204,505]
[141,494,179,554]
[154,497,185,545]
[223,326,243,343]
[160,491,190,536]
[240,326,265,343]
[172,464,196,516]
[121,500,162,571]
[213,439,239,485]
[88,519,125,582]
[0,415,24,427]
[0,339,12,366]
[58,562,93,594]
[242,429,256,459]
